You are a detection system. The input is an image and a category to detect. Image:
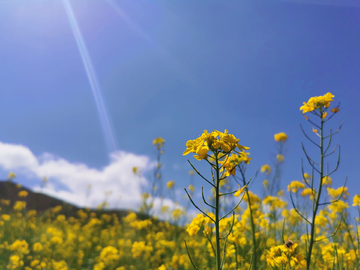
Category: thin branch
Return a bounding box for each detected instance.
[314,220,342,243]
[201,186,216,209]
[324,121,344,139]
[220,193,244,221]
[307,117,320,129]
[327,146,341,176]
[184,188,215,222]
[324,103,341,123]
[220,212,236,240]
[324,143,338,158]
[184,240,200,270]
[289,188,311,224]
[187,160,215,188]
[301,159,312,189]
[219,190,237,197]
[302,143,320,173]
[318,177,347,206]
[220,235,229,269]
[300,124,320,148]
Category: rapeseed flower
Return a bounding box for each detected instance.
[274,132,288,142]
[300,92,334,114]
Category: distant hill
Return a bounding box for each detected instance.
[0,181,149,220]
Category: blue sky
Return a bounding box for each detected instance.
[0,0,359,212]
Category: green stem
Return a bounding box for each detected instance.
[306,112,324,270]
[215,153,221,270]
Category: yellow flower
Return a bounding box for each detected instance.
[322,176,332,186]
[274,132,288,142]
[183,129,249,162]
[353,195,360,206]
[18,191,28,197]
[166,180,175,189]
[276,154,284,162]
[300,92,334,114]
[132,167,140,175]
[328,200,349,213]
[287,181,306,193]
[13,201,26,211]
[1,214,10,221]
[158,265,166,270]
[234,185,246,197]
[153,137,165,149]
[8,172,16,180]
[322,112,327,119]
[327,186,349,199]
[331,107,339,113]
[301,188,316,200]
[263,179,269,189]
[312,127,318,133]
[261,164,271,175]
[188,184,195,193]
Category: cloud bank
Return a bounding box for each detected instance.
[0,141,152,210]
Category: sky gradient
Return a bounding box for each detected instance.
[0,0,359,212]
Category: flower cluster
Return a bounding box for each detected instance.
[299,92,334,114]
[265,243,307,269]
[183,129,249,161]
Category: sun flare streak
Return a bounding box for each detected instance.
[62,0,117,154]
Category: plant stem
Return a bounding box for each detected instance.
[307,112,324,269]
[215,153,221,270]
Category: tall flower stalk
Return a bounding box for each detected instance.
[183,129,251,270]
[290,93,345,269]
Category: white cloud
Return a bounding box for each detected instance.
[0,141,153,210]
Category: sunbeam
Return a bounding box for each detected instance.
[62,0,117,155]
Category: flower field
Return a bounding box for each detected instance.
[1,93,359,270]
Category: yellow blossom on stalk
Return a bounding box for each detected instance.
[18,191,28,197]
[327,186,349,199]
[219,152,251,177]
[353,195,360,206]
[287,181,305,193]
[132,167,140,175]
[274,132,288,142]
[183,129,249,162]
[322,112,327,119]
[265,243,306,268]
[328,200,349,213]
[166,180,175,189]
[276,154,284,162]
[14,201,26,211]
[158,265,166,270]
[300,92,334,114]
[321,176,332,186]
[8,172,16,180]
[186,214,205,236]
[261,164,271,175]
[99,246,120,264]
[263,179,269,189]
[312,127,318,133]
[262,196,287,211]
[188,184,195,193]
[301,188,316,200]
[331,107,339,113]
[234,185,246,197]
[33,242,43,252]
[153,137,165,149]
[10,240,29,254]
[1,214,10,221]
